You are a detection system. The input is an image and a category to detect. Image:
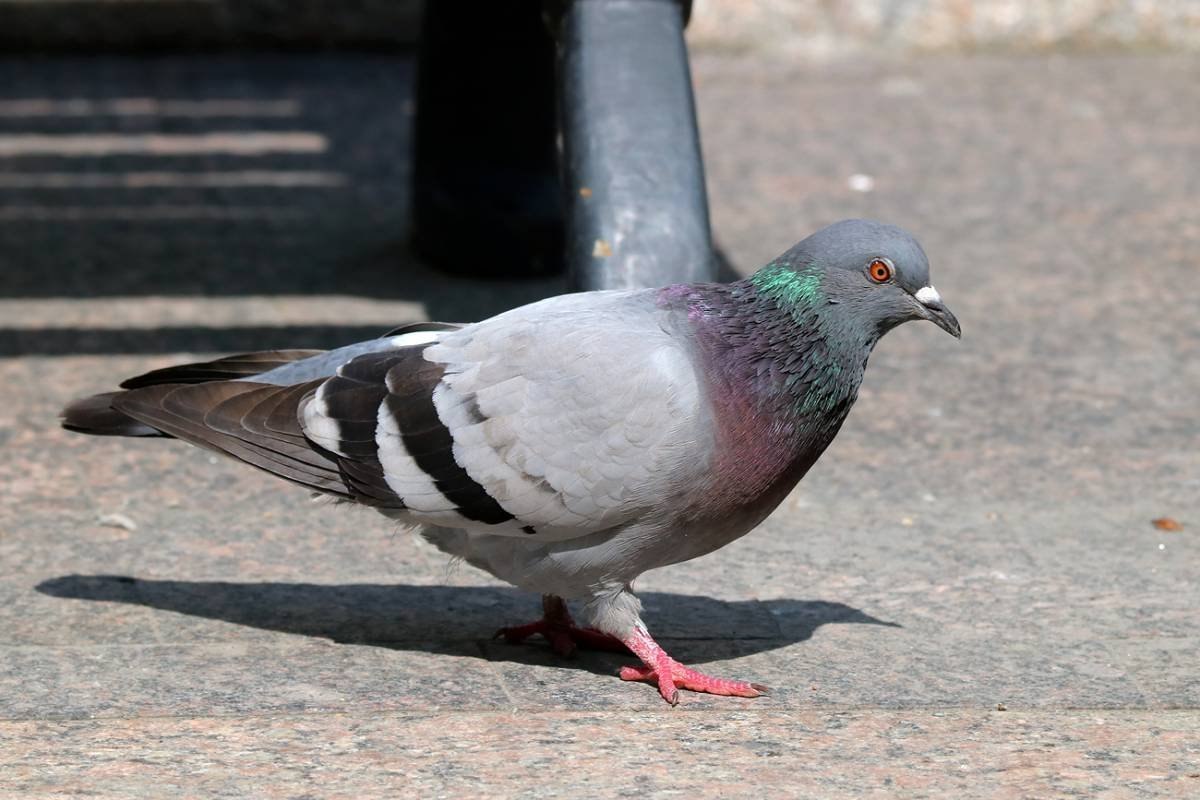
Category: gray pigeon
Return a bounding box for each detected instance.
[62,218,959,704]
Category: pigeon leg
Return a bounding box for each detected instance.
[618,627,768,705]
[496,595,628,658]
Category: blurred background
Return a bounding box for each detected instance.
[4,0,1199,51]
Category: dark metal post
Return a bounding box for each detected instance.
[553,0,715,290]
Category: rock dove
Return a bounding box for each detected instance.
[62,218,959,704]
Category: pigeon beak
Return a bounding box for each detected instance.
[914,286,961,339]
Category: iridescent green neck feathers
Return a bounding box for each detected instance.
[748,263,824,312]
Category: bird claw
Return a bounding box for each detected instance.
[618,628,769,704]
[495,596,629,658]
[495,620,577,657]
[619,661,769,704]
[498,598,769,705]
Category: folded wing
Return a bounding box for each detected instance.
[63,297,707,542]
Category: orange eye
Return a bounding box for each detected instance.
[868,259,893,283]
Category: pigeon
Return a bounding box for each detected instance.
[61,218,959,704]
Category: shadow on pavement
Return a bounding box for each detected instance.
[0,54,745,357]
[0,54,569,355]
[0,56,424,300]
[36,575,898,672]
[0,246,739,355]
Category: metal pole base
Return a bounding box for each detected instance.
[552,0,715,291]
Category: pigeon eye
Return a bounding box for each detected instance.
[867,259,894,283]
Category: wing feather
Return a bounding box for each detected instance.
[411,290,708,539]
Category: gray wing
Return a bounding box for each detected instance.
[302,290,709,539]
[69,297,708,539]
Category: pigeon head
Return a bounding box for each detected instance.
[758,219,961,340]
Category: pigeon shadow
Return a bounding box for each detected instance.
[36,575,899,674]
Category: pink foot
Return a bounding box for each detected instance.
[496,595,629,658]
[619,628,768,705]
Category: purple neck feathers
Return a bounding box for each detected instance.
[658,280,872,517]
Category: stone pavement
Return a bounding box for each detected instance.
[0,53,1197,797]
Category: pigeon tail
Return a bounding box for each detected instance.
[60,349,326,439]
[60,391,164,438]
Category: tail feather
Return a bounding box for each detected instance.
[61,348,327,438]
[61,392,165,437]
[111,380,351,497]
[57,334,442,502]
[60,347,354,497]
[119,350,324,389]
